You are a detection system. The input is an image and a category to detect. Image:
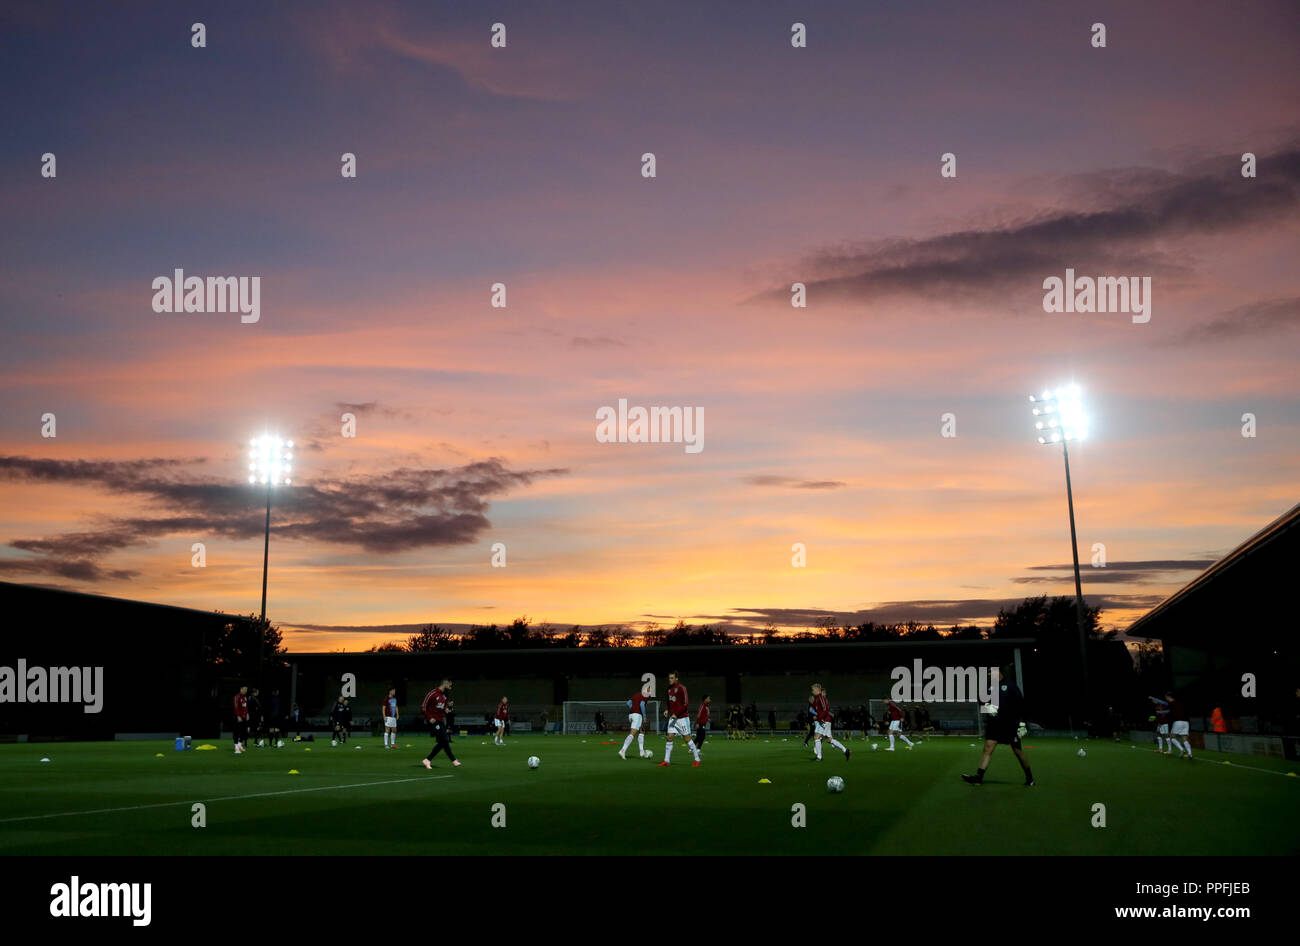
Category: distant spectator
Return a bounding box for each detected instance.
[287,702,304,739]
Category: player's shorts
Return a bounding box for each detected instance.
[1156,723,1169,735]
[1171,721,1189,736]
[667,716,692,737]
[628,713,644,730]
[889,719,902,732]
[814,721,832,737]
[495,717,507,727]
[384,716,397,728]
[987,721,1022,748]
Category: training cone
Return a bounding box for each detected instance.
[40,757,51,763]
[155,753,164,758]
[758,778,771,783]
[288,769,299,774]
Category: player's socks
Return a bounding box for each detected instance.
[814,740,823,760]
[637,733,645,753]
[620,733,635,755]
[901,734,915,747]
[664,742,674,763]
[888,734,896,749]
[687,740,700,762]
[829,738,846,753]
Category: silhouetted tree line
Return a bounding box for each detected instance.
[204,614,288,675]
[357,598,1110,654]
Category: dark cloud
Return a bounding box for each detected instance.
[571,336,626,349]
[745,475,846,490]
[0,557,138,582]
[752,146,1300,311]
[0,455,567,580]
[1014,559,1214,585]
[1178,296,1300,342]
[333,401,414,420]
[721,595,1164,627]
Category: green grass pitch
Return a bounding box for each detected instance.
[1,734,1296,855]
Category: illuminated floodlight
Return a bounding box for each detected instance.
[249,434,293,486]
[1029,385,1087,443]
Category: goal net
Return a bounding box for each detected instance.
[562,700,660,734]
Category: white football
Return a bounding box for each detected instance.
[826,776,845,793]
[641,750,652,758]
[527,755,540,769]
[1077,748,1087,757]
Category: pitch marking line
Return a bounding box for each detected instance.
[1190,757,1297,779]
[0,774,454,825]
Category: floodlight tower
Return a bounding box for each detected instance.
[249,435,293,623]
[1028,385,1090,718]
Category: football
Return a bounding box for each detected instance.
[827,775,845,793]
[527,755,541,769]
[1077,748,1087,757]
[641,750,652,759]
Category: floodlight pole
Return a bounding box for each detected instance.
[1060,440,1089,717]
[259,482,271,676]
[260,483,272,622]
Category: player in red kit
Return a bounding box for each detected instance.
[695,695,712,752]
[809,684,850,761]
[232,685,249,754]
[494,696,510,746]
[421,679,462,769]
[885,698,916,750]
[619,688,650,759]
[659,671,702,767]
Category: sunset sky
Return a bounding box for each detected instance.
[2,0,1297,650]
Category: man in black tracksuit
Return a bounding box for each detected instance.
[248,688,263,747]
[963,665,1034,787]
[421,679,460,769]
[329,697,348,743]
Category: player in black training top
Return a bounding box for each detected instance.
[248,687,264,748]
[802,694,816,747]
[963,665,1034,787]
